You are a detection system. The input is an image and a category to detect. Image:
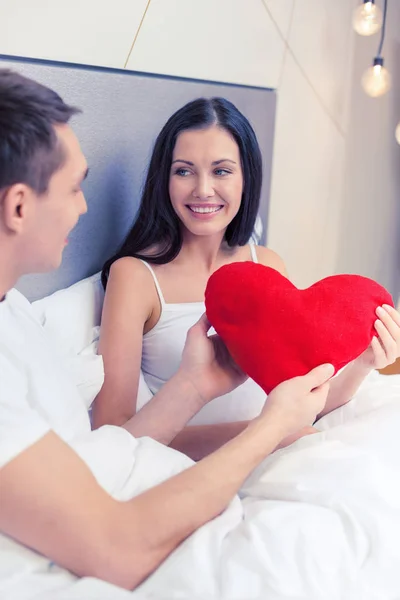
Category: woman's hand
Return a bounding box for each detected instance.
[355,304,400,370]
[179,314,247,405]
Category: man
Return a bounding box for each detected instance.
[0,69,334,592]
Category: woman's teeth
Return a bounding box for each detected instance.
[188,206,222,214]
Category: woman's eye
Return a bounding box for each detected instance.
[214,168,231,176]
[175,168,191,177]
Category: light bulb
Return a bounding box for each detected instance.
[396,122,400,145]
[361,58,391,97]
[353,1,383,36]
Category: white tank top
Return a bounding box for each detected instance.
[139,244,267,426]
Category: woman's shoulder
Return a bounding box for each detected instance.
[107,256,159,298]
[253,245,288,276]
[104,256,160,322]
[110,255,148,277]
[110,243,162,272]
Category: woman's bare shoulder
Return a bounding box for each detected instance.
[110,255,148,277]
[107,256,158,300]
[254,245,288,276]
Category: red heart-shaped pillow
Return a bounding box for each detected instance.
[205,263,393,394]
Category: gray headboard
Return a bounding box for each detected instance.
[0,55,276,301]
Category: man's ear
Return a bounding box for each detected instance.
[1,184,33,233]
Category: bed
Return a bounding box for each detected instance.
[1,55,400,600]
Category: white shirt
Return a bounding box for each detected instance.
[0,288,192,600]
[0,289,91,467]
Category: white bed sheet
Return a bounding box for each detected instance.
[2,371,400,600]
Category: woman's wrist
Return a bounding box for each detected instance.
[344,358,373,379]
[172,368,210,410]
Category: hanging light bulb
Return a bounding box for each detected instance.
[395,122,400,145]
[361,57,391,97]
[353,1,383,36]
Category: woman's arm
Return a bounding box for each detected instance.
[254,249,400,420]
[170,422,249,460]
[317,304,400,419]
[92,259,249,447]
[91,258,158,429]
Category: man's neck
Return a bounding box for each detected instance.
[0,261,19,302]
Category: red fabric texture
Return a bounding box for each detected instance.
[205,262,394,394]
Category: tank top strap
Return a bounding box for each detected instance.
[140,260,166,306]
[249,242,259,264]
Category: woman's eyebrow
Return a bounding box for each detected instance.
[171,159,194,165]
[212,159,237,165]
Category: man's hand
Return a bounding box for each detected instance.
[179,314,247,405]
[355,304,400,371]
[259,364,335,439]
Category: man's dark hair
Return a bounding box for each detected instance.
[0,69,80,194]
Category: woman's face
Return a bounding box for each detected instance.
[169,126,243,239]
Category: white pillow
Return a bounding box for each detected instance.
[32,274,153,410]
[32,272,104,356]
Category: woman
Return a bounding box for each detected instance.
[92,97,400,459]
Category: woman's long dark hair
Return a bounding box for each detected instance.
[101,97,263,288]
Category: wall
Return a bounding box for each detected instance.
[1,0,397,291]
[336,0,400,300]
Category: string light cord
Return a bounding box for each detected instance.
[377,0,388,57]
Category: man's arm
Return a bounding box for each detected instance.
[0,365,333,591]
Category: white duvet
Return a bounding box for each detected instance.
[2,371,400,600]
